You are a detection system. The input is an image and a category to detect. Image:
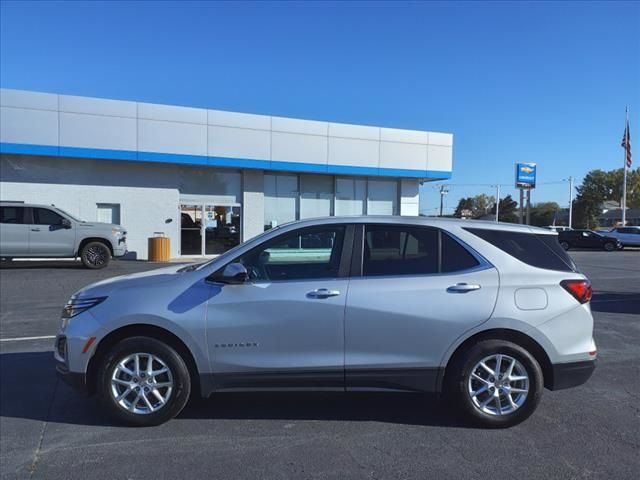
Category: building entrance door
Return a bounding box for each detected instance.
[180,203,241,256]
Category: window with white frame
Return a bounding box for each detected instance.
[367,179,398,215]
[264,174,298,230]
[299,174,334,219]
[335,177,366,216]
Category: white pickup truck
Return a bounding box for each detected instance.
[0,201,127,268]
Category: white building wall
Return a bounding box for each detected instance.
[0,88,454,176]
[400,179,420,216]
[241,170,265,241]
[0,155,245,259]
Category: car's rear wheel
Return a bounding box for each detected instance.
[80,241,111,269]
[560,241,570,250]
[448,339,543,428]
[603,242,615,252]
[97,337,191,426]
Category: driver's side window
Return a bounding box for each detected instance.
[236,225,346,282]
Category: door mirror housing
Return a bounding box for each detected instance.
[213,263,248,284]
[61,218,72,229]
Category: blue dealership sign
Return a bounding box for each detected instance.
[515,163,537,189]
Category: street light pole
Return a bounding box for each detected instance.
[439,185,449,217]
[494,184,500,222]
[568,176,574,229]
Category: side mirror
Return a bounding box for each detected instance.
[216,263,248,284]
[61,218,72,229]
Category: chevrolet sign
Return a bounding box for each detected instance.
[515,163,537,189]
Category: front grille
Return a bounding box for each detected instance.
[55,336,67,361]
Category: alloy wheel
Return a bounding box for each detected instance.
[110,353,174,414]
[467,354,529,416]
[86,245,108,266]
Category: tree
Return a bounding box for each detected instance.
[454,194,495,219]
[573,168,640,228]
[529,202,560,227]
[489,195,518,223]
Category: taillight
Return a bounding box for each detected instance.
[560,279,593,304]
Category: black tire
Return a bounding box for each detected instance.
[80,241,111,269]
[560,241,570,251]
[97,336,191,426]
[447,339,543,428]
[603,242,615,252]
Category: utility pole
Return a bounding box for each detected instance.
[526,190,531,225]
[622,107,630,226]
[439,185,449,217]
[494,184,501,222]
[519,189,524,224]
[568,176,574,229]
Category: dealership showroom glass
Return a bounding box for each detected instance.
[0,88,453,259]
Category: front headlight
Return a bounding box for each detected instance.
[61,297,107,319]
[112,228,123,236]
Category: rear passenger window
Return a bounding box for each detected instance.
[33,208,64,226]
[441,232,480,272]
[464,228,576,272]
[364,225,438,276]
[0,206,25,224]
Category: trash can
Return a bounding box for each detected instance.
[148,232,170,262]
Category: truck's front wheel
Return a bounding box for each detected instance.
[80,241,111,269]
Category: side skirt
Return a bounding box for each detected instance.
[200,367,444,396]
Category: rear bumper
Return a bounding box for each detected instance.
[549,359,596,390]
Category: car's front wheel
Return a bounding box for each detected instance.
[560,241,570,250]
[603,242,616,252]
[448,339,543,428]
[80,241,111,269]
[97,337,191,426]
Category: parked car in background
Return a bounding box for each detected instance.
[0,201,127,268]
[55,217,596,428]
[546,226,572,233]
[558,229,621,251]
[605,226,640,248]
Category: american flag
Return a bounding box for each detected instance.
[622,110,632,168]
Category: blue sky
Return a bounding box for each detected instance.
[1,1,638,214]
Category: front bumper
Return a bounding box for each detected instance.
[56,362,89,393]
[549,359,596,390]
[54,335,90,394]
[113,240,127,257]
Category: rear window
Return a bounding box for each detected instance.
[441,232,481,272]
[464,228,577,272]
[0,206,25,224]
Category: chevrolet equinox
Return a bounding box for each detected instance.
[55,217,596,428]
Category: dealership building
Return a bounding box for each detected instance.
[0,88,453,259]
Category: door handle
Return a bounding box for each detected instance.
[307,288,341,299]
[31,228,41,232]
[447,283,481,293]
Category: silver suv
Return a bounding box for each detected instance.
[0,202,127,268]
[54,217,596,427]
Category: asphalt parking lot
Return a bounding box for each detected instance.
[1,252,639,479]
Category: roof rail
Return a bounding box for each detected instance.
[0,200,25,203]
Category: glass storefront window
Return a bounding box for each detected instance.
[367,179,398,215]
[335,178,366,216]
[264,174,298,230]
[299,174,333,219]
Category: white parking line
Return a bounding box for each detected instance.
[0,335,56,342]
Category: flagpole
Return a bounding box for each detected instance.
[622,107,628,226]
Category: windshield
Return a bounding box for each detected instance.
[53,207,83,222]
